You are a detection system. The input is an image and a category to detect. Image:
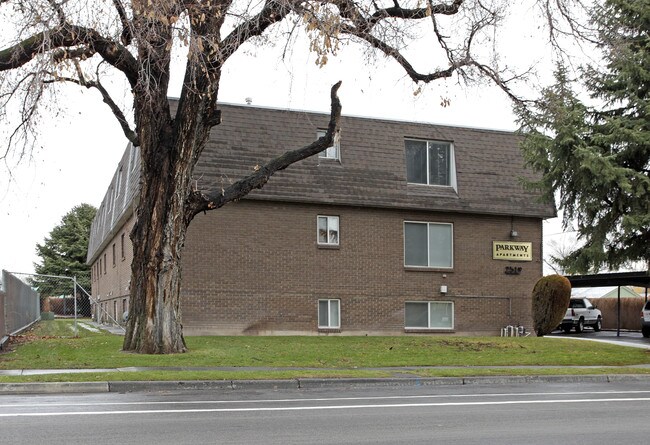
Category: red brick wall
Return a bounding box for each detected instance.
[180,200,543,335]
[90,218,134,323]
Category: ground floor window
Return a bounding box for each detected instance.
[122,298,128,322]
[405,301,454,329]
[318,299,340,329]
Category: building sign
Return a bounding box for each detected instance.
[493,241,533,262]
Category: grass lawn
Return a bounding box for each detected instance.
[1,319,649,383]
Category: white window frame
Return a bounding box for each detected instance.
[404,138,457,190]
[318,299,341,329]
[317,215,340,246]
[316,129,340,161]
[403,221,453,268]
[405,301,454,330]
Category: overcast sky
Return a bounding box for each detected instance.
[0,6,576,277]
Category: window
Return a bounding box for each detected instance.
[116,166,122,198]
[112,243,116,267]
[405,139,455,187]
[107,187,113,212]
[316,129,340,160]
[405,301,454,329]
[99,258,103,276]
[121,233,126,260]
[129,145,139,172]
[404,222,453,268]
[317,215,339,246]
[318,299,340,329]
[103,254,107,274]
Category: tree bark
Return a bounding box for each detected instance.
[122,108,194,353]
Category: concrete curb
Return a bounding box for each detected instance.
[4,374,650,395]
[0,381,109,394]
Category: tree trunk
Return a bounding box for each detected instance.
[122,135,191,353]
[121,97,213,353]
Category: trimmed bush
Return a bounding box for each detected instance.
[532,274,571,336]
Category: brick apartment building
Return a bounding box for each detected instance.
[87,103,555,336]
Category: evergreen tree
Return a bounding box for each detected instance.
[517,0,650,273]
[33,204,97,295]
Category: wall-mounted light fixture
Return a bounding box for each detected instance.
[510,216,519,238]
[440,285,448,294]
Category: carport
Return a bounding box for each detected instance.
[567,271,650,337]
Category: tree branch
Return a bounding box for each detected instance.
[341,23,468,83]
[43,69,139,145]
[92,78,139,145]
[186,81,343,219]
[47,0,66,25]
[51,46,96,63]
[333,0,462,33]
[370,0,463,24]
[112,0,134,46]
[0,25,138,88]
[220,0,292,63]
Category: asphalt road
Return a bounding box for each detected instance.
[2,381,650,444]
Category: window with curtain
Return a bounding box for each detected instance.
[405,139,454,186]
[317,215,339,246]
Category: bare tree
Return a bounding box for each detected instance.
[0,0,590,353]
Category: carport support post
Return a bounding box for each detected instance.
[617,285,621,337]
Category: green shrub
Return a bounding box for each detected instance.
[40,312,55,321]
[532,274,571,336]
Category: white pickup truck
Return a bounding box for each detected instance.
[560,297,602,333]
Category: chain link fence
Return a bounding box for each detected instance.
[4,271,124,336]
[1,270,40,344]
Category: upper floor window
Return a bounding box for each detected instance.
[116,166,122,199]
[316,129,340,161]
[405,139,455,187]
[317,215,339,246]
[107,187,114,212]
[404,221,453,268]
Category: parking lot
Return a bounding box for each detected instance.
[550,329,650,349]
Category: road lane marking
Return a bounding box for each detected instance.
[1,397,650,417]
[2,390,650,409]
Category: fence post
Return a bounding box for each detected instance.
[73,276,78,337]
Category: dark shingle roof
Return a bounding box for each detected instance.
[195,103,554,217]
[87,143,140,263]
